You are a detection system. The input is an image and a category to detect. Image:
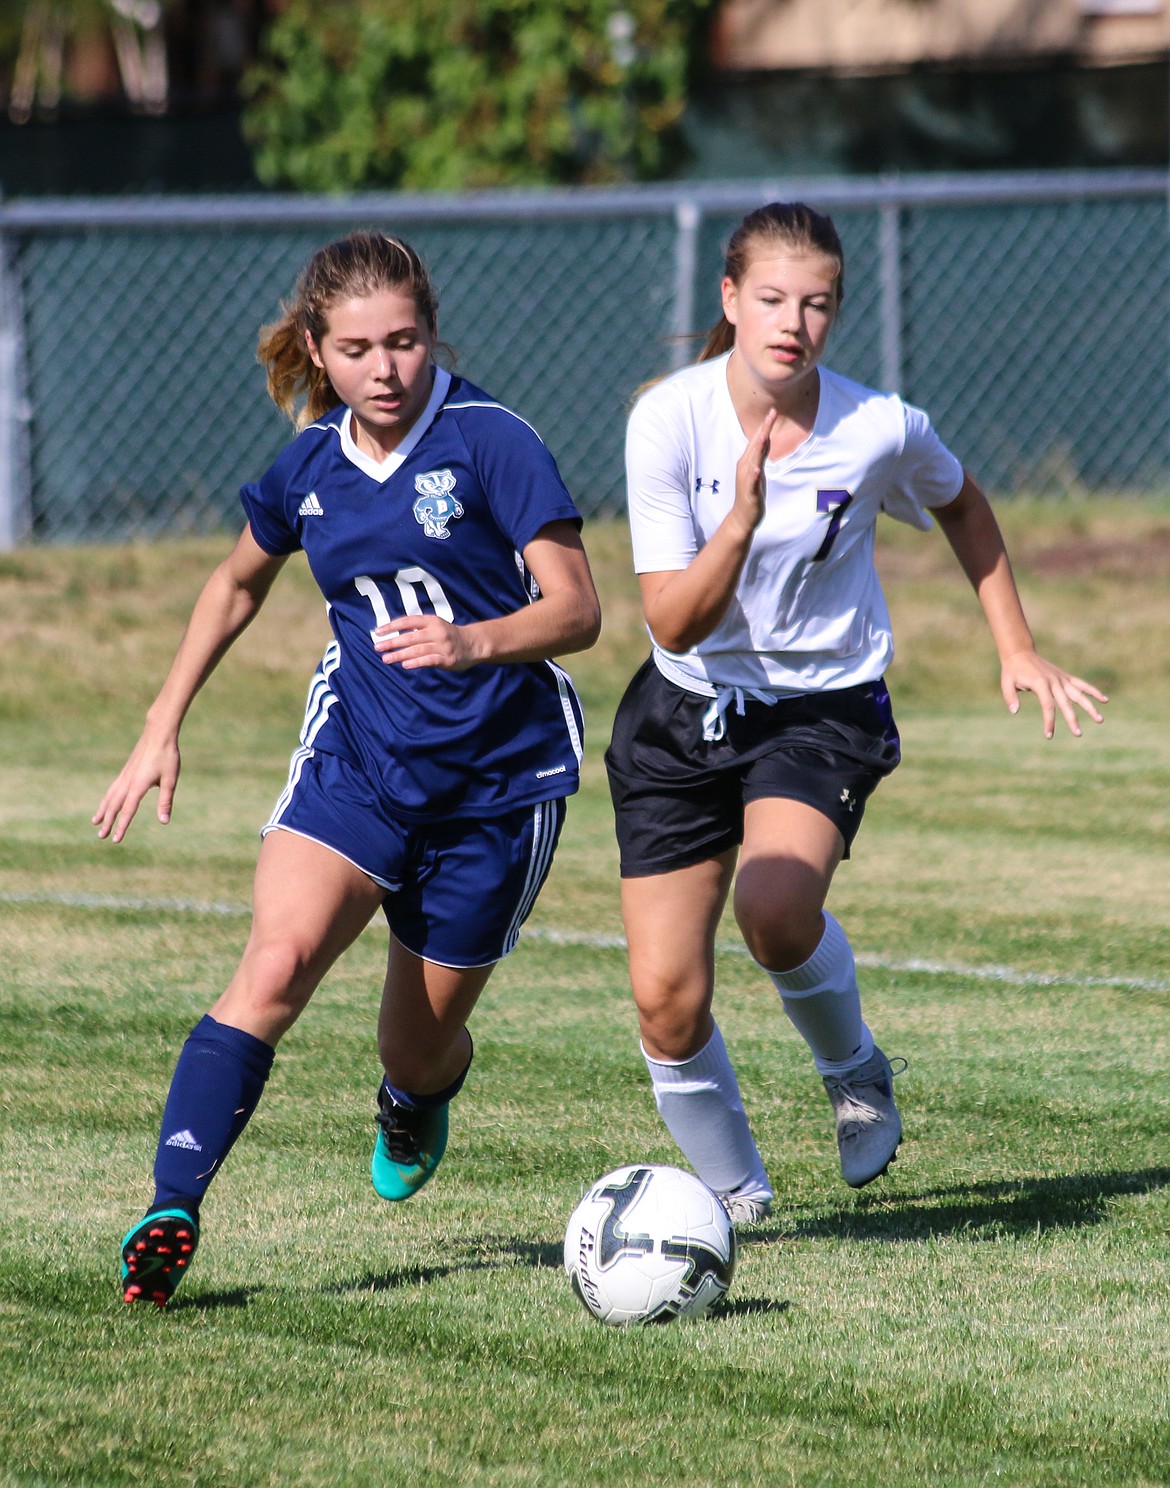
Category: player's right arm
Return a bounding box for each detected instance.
[637,408,776,655]
[93,524,288,843]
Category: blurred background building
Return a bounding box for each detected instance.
[0,0,1167,195]
[695,0,1170,175]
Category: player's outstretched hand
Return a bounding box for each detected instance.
[1000,650,1108,739]
[92,728,182,843]
[373,614,479,671]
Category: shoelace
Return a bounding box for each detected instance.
[375,1107,422,1164]
[827,1088,885,1132]
[700,685,781,742]
[824,1057,907,1133]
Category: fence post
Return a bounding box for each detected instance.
[671,198,701,368]
[878,197,903,395]
[0,225,32,549]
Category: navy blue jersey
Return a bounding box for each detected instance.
[240,368,585,822]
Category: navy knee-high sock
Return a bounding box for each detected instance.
[149,1014,275,1216]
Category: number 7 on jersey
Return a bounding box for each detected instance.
[812,489,853,562]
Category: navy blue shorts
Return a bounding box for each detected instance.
[264,748,566,967]
[605,660,901,878]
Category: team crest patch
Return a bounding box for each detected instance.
[412,469,464,539]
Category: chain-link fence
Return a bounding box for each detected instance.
[0,170,1166,545]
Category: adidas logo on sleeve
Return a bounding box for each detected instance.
[298,492,325,517]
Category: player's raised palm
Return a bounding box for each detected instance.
[731,407,777,537]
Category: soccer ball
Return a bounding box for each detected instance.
[563,1164,736,1325]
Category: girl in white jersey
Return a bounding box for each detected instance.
[605,202,1106,1222]
[96,232,601,1305]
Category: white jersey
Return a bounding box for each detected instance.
[625,354,964,696]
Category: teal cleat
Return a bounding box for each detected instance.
[121,1207,199,1307]
[371,1087,449,1201]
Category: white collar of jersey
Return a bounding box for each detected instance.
[338,365,453,484]
[719,351,826,469]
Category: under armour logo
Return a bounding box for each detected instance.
[694,477,720,494]
[840,788,856,813]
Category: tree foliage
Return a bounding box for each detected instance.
[242,0,716,192]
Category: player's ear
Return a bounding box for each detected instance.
[305,329,325,370]
[720,277,739,326]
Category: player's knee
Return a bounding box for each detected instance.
[234,939,319,1018]
[734,897,823,973]
[632,976,711,1061]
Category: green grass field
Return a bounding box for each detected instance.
[2,502,1169,1487]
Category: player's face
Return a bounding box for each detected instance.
[307,289,436,457]
[721,250,839,397]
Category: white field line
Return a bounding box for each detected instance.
[3,887,1168,996]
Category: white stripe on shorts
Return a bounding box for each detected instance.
[502,799,563,955]
[265,745,312,831]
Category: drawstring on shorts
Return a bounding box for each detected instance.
[700,686,782,742]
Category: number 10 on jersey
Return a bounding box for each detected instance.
[355,570,455,641]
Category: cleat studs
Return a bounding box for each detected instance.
[120,1214,198,1306]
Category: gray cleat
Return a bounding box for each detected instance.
[720,1191,772,1226]
[822,1046,905,1188]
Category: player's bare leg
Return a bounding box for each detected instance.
[734,798,843,973]
[370,939,495,1201]
[211,829,387,1042]
[623,851,733,1062]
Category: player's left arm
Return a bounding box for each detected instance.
[932,471,1107,738]
[374,519,601,671]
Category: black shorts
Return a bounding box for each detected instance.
[604,659,902,878]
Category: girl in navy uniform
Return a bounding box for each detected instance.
[97,231,601,1305]
[605,202,1106,1222]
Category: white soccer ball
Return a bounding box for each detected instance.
[563,1164,736,1325]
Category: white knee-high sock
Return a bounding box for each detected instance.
[765,912,874,1077]
[642,1021,772,1202]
